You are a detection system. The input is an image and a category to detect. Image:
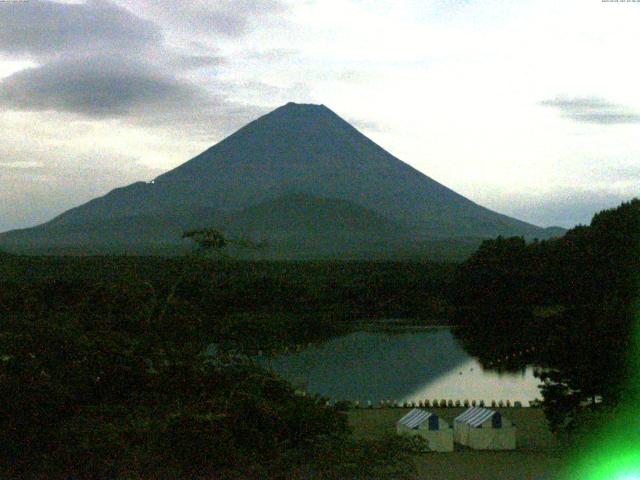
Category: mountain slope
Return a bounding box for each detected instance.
[225,193,408,240]
[0,102,562,256]
[222,193,420,259]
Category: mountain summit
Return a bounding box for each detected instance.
[0,102,561,257]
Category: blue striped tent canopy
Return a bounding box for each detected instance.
[398,409,437,429]
[454,407,499,428]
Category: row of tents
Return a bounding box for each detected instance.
[396,407,516,452]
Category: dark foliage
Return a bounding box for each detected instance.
[0,258,455,326]
[453,199,640,433]
[0,256,423,479]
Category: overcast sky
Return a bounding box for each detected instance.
[0,0,638,232]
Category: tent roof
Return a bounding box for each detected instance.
[398,408,435,429]
[454,407,498,427]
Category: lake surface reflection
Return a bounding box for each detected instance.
[258,328,542,405]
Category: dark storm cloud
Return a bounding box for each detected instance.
[0,0,205,118]
[0,56,206,117]
[540,96,640,125]
[0,0,265,126]
[0,0,161,59]
[0,0,288,126]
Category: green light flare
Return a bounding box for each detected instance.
[560,299,640,479]
[560,413,640,479]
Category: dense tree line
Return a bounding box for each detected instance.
[0,259,455,350]
[453,199,640,432]
[455,199,639,311]
[0,252,440,478]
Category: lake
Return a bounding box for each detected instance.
[257,327,542,405]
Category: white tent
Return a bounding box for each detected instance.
[453,407,516,450]
[396,408,454,452]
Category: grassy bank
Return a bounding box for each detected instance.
[348,407,567,480]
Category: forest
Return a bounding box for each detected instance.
[453,199,640,434]
[0,199,637,478]
[1,256,447,478]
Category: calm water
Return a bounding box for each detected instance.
[258,328,542,405]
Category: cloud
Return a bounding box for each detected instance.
[347,117,384,133]
[539,96,640,125]
[0,0,161,60]
[123,0,288,38]
[0,0,293,129]
[0,126,166,233]
[0,55,207,118]
[242,48,299,63]
[0,56,268,144]
[0,163,161,234]
[0,0,208,119]
[0,161,44,169]
[498,189,637,229]
[608,164,640,178]
[0,1,264,130]
[174,54,224,70]
[0,102,271,233]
